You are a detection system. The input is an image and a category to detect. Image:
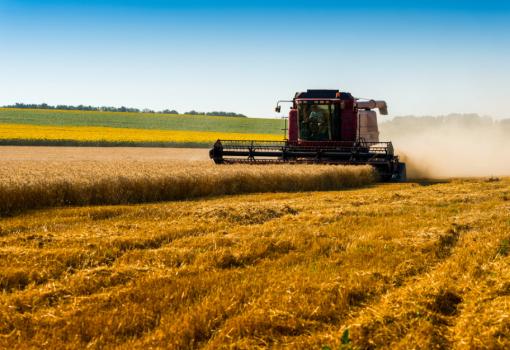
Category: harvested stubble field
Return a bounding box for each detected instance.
[0,150,509,349]
[0,146,210,162]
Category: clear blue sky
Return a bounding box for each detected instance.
[1,0,509,118]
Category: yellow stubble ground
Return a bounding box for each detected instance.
[0,177,509,349]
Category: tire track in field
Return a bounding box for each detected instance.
[197,219,471,348]
[335,211,505,350]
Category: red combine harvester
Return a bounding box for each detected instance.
[209,89,406,181]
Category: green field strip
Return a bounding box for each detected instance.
[0,109,284,135]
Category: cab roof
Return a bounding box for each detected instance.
[295,90,354,100]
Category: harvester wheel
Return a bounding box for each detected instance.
[396,163,407,182]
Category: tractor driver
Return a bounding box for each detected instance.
[308,105,326,140]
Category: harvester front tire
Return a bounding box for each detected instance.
[397,163,407,182]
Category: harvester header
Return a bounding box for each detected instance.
[210,89,406,181]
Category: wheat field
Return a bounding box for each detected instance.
[0,175,509,349]
[0,157,375,215]
[1,148,509,349]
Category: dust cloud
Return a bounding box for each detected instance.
[379,115,510,178]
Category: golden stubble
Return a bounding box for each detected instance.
[0,176,508,349]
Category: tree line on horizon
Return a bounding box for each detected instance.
[2,103,247,118]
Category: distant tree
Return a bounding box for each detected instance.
[206,111,246,118]
[185,110,205,115]
[183,110,246,117]
[159,109,179,114]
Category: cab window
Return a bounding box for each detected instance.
[298,103,332,141]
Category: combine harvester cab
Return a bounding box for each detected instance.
[209,89,406,181]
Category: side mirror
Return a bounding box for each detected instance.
[275,105,281,113]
